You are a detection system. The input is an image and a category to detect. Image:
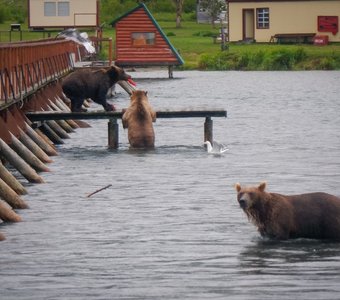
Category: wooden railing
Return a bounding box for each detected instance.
[0,39,84,105]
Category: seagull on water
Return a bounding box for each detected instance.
[204,141,229,154]
[56,28,96,54]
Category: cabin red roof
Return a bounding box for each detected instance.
[110,4,184,67]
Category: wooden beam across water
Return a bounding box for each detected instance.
[25,109,227,149]
[25,110,227,121]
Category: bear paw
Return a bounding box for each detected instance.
[105,104,116,112]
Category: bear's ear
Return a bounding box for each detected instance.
[258,182,266,192]
[144,91,148,96]
[235,183,241,192]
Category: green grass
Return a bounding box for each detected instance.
[1,19,340,70]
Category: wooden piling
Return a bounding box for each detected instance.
[18,128,53,163]
[40,123,65,144]
[46,120,70,139]
[0,232,5,241]
[9,133,51,173]
[0,199,22,222]
[108,118,119,149]
[0,138,44,183]
[47,102,74,133]
[54,98,80,129]
[0,161,27,195]
[118,80,136,95]
[0,178,29,209]
[204,117,213,143]
[25,122,58,156]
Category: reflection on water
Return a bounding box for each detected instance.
[1,71,340,299]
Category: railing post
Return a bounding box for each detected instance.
[204,117,213,143]
[108,118,119,149]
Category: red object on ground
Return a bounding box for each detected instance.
[313,35,329,46]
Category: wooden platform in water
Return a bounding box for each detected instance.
[26,109,227,149]
[25,109,227,121]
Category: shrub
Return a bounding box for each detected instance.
[263,49,294,70]
[0,6,5,24]
[193,31,216,37]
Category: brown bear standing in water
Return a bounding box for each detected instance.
[122,90,156,149]
[235,182,340,240]
[62,66,131,112]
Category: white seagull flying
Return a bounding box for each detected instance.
[56,28,96,54]
[204,141,229,154]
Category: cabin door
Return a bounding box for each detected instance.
[242,9,255,41]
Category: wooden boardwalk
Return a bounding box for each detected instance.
[26,109,227,149]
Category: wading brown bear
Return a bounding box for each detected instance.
[122,90,156,149]
[62,66,131,112]
[235,182,340,240]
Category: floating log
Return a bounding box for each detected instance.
[0,161,27,195]
[0,138,44,183]
[0,199,22,222]
[0,177,28,209]
[87,184,112,198]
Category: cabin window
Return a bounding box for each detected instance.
[256,8,269,29]
[44,2,56,16]
[44,1,70,17]
[58,2,70,16]
[131,32,155,46]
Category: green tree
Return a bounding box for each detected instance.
[173,0,184,28]
[199,0,226,27]
[0,0,26,23]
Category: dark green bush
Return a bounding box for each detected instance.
[193,31,216,37]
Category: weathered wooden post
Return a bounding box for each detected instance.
[108,118,119,149]
[204,117,213,143]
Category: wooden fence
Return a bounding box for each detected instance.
[0,39,84,106]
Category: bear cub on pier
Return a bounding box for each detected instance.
[62,66,131,112]
[235,182,340,240]
[122,90,156,149]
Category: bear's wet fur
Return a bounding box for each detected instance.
[122,90,156,149]
[235,182,340,240]
[62,66,131,112]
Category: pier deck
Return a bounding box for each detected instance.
[26,109,227,149]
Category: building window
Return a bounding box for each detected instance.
[58,2,70,16]
[44,1,70,17]
[131,32,155,46]
[44,2,56,16]
[257,8,269,29]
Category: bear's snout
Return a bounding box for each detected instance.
[239,198,247,209]
[122,72,131,81]
[238,193,252,209]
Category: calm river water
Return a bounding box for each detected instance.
[1,71,340,300]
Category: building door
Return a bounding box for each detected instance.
[243,9,255,41]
